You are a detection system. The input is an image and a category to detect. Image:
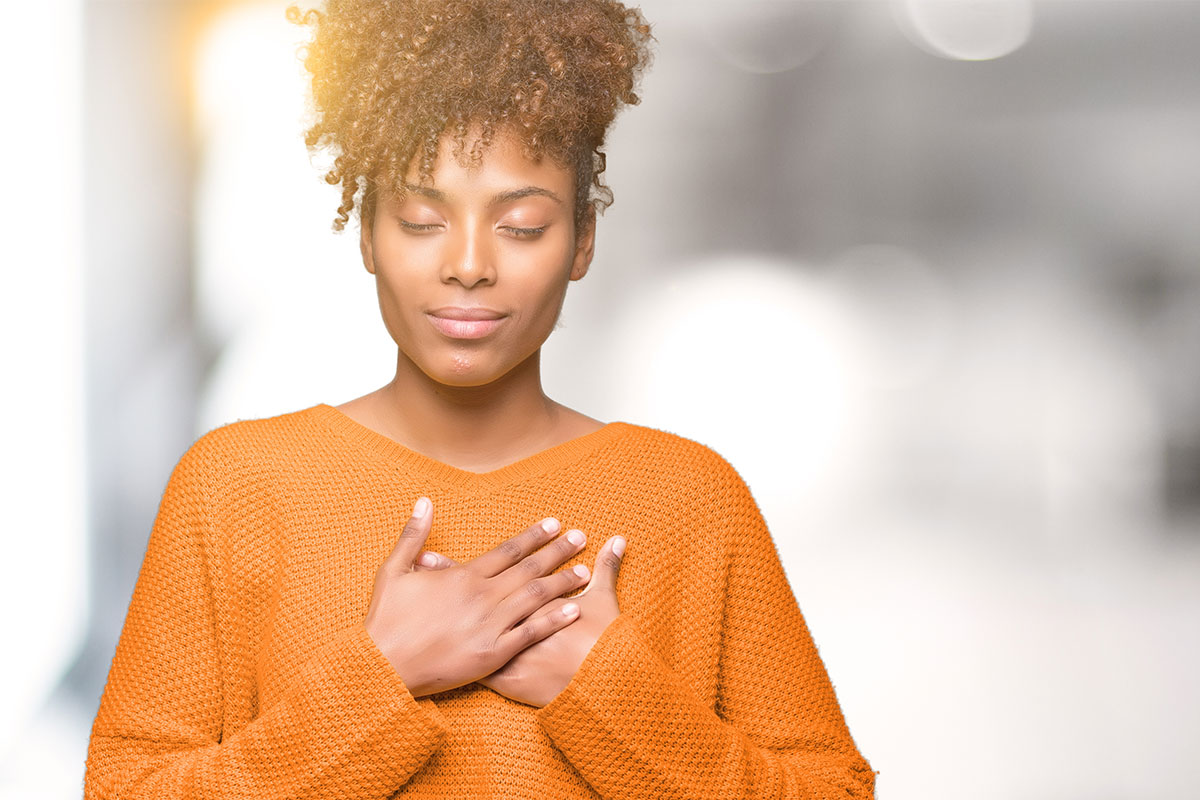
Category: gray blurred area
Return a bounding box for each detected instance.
[7,1,1199,798]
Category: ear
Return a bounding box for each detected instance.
[359,203,377,276]
[569,206,596,281]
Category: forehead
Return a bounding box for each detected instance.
[395,126,574,201]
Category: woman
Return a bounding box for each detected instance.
[84,0,875,797]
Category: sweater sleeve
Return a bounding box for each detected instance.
[533,464,876,800]
[84,446,448,800]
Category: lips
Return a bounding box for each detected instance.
[426,307,507,339]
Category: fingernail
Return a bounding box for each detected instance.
[413,497,430,519]
[573,564,590,579]
[419,552,438,567]
[612,536,626,557]
[567,529,586,546]
[562,603,580,617]
[542,518,561,535]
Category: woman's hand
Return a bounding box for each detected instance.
[364,497,590,698]
[417,534,626,708]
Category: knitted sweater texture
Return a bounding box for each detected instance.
[85,404,874,799]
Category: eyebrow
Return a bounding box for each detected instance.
[402,183,563,207]
[403,183,449,203]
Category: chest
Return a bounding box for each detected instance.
[209,485,728,718]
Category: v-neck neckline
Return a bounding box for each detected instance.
[309,403,631,490]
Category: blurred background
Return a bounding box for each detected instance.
[3,0,1198,797]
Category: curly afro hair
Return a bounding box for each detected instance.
[287,0,654,233]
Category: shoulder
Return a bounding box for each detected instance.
[606,421,755,501]
[168,404,332,487]
[611,421,730,463]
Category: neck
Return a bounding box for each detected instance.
[371,348,563,471]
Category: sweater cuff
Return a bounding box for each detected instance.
[534,613,639,730]
[534,614,739,797]
[300,624,448,781]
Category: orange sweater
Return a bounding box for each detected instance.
[85,404,875,799]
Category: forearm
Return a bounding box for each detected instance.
[534,615,874,800]
[85,625,447,800]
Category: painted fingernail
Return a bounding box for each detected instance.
[567,529,586,546]
[612,536,626,557]
[542,518,561,535]
[413,497,430,519]
[562,603,580,617]
[573,564,590,579]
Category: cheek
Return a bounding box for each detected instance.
[376,237,433,276]
[515,260,574,328]
[373,280,406,343]
[371,262,427,342]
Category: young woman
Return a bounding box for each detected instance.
[85,1,875,797]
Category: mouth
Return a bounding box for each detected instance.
[426,307,507,339]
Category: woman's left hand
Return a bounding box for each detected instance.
[415,533,625,707]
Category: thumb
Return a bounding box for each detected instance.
[383,496,433,573]
[582,535,625,596]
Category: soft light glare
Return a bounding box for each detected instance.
[605,257,862,528]
[827,244,955,391]
[193,1,387,432]
[194,2,314,344]
[0,0,86,784]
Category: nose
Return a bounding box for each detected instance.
[440,221,496,288]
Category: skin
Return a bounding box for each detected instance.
[341,127,602,472]
[347,126,624,707]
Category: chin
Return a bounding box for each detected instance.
[404,341,539,389]
[422,355,508,388]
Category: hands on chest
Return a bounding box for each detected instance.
[364,497,625,708]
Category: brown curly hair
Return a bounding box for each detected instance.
[287,0,653,233]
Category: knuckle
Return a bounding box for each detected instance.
[525,579,547,599]
[498,539,523,562]
[519,556,543,575]
[474,639,498,662]
[602,553,621,572]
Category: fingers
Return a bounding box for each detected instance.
[467,517,562,577]
[497,599,581,659]
[413,550,456,570]
[383,496,433,573]
[498,562,590,621]
[493,527,587,596]
[578,535,626,597]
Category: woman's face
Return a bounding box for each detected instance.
[361,128,595,388]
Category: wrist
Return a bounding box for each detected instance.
[364,623,429,697]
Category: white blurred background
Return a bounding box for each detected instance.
[3,0,1199,797]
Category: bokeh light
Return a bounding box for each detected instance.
[606,256,863,528]
[693,0,841,74]
[894,0,1034,61]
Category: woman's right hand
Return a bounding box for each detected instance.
[364,496,590,698]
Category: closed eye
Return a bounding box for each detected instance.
[502,225,548,239]
[397,218,442,233]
